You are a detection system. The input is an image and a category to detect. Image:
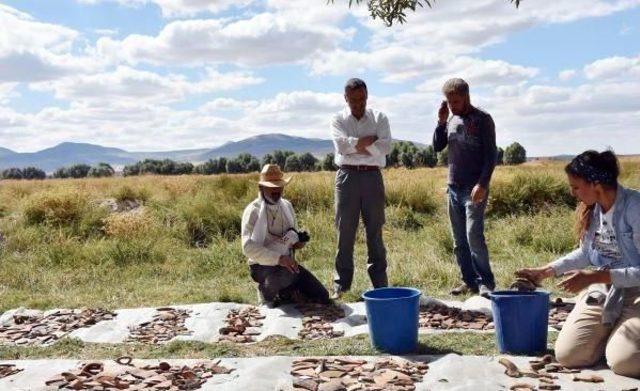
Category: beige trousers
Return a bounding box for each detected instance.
[555,285,640,378]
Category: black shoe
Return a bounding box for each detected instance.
[450,283,479,296]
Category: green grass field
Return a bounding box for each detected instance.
[0,159,638,359]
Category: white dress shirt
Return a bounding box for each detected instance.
[330,107,392,167]
[241,197,297,266]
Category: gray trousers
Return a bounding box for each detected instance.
[249,264,329,304]
[334,168,388,292]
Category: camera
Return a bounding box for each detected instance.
[282,228,311,248]
[297,230,310,243]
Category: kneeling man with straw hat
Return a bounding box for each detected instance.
[241,164,330,307]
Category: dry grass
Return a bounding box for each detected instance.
[0,159,639,311]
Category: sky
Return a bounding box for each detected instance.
[0,0,639,156]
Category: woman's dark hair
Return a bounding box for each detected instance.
[565,150,620,239]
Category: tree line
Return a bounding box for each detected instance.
[0,142,527,179]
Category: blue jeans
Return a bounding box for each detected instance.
[447,184,495,290]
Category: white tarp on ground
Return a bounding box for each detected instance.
[1,355,638,391]
[1,296,569,345]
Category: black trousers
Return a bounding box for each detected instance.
[249,264,330,304]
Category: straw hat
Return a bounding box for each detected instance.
[258,164,291,188]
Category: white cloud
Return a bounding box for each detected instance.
[416,57,538,92]
[0,105,27,128]
[5,74,640,156]
[198,98,258,114]
[79,0,253,18]
[0,83,18,104]
[311,47,538,88]
[310,1,638,88]
[558,69,577,81]
[2,100,246,152]
[0,5,102,82]
[97,12,347,67]
[2,0,640,157]
[265,0,351,25]
[516,82,640,114]
[94,28,119,36]
[359,0,640,55]
[311,47,443,83]
[241,91,343,137]
[0,50,99,83]
[583,55,640,80]
[481,79,640,155]
[30,66,264,103]
[0,5,78,53]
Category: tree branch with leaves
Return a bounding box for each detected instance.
[329,0,521,26]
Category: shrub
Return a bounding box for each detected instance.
[400,152,415,169]
[111,185,151,203]
[66,164,92,178]
[437,147,448,166]
[22,167,46,180]
[88,163,115,178]
[386,178,440,215]
[284,155,302,172]
[285,173,334,211]
[504,142,527,165]
[496,147,504,165]
[103,238,165,267]
[298,152,318,171]
[322,153,337,171]
[0,167,45,180]
[415,146,437,168]
[104,210,154,238]
[2,168,23,179]
[23,190,88,226]
[387,206,423,230]
[177,192,241,246]
[488,172,575,216]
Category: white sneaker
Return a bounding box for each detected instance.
[479,284,494,299]
[330,290,343,301]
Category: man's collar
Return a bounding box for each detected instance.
[460,105,475,118]
[345,107,371,121]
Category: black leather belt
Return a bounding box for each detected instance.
[340,165,380,171]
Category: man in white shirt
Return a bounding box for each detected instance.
[241,164,330,306]
[330,78,392,299]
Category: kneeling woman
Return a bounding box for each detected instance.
[517,150,640,378]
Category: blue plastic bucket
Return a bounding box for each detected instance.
[362,287,421,354]
[490,290,550,354]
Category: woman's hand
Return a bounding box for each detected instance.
[557,270,611,294]
[515,266,555,286]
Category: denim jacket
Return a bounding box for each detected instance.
[550,186,640,325]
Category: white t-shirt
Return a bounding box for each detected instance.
[593,205,623,264]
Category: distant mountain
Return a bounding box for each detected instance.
[0,134,427,172]
[0,142,211,172]
[0,143,138,172]
[196,134,334,161]
[129,148,211,162]
[0,147,16,159]
[196,133,425,161]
